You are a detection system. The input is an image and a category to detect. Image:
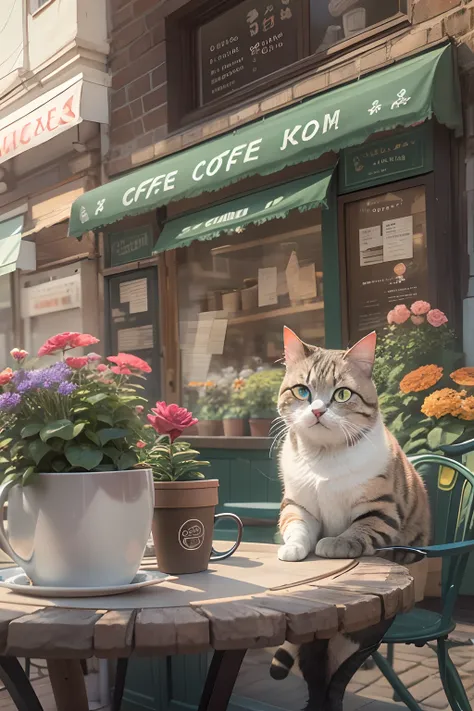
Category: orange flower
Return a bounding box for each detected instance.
[233,378,245,391]
[400,365,443,394]
[459,396,474,421]
[421,388,466,419]
[450,367,474,386]
[0,368,13,386]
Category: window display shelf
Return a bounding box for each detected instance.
[228,300,324,326]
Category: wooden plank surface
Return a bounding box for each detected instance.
[135,606,210,655]
[195,600,286,650]
[6,608,103,658]
[94,609,136,658]
[250,592,339,643]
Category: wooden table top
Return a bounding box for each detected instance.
[0,543,415,660]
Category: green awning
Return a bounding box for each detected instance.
[153,171,332,252]
[0,216,24,277]
[69,45,461,238]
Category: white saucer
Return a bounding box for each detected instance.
[0,568,172,598]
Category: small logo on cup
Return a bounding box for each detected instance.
[178,519,205,551]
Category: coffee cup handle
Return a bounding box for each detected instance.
[0,479,28,567]
[210,513,243,561]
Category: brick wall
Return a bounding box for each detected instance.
[107,0,473,177]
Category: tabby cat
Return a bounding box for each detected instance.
[270,327,430,690]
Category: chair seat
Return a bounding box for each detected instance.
[383,607,456,645]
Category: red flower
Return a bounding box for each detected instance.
[96,364,108,373]
[147,402,198,442]
[135,405,144,414]
[65,356,89,369]
[0,368,13,386]
[10,348,28,362]
[110,366,132,375]
[136,440,146,449]
[107,353,152,373]
[38,332,99,356]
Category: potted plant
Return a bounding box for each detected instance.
[194,381,226,436]
[136,404,242,574]
[0,335,153,589]
[223,377,249,437]
[243,369,284,437]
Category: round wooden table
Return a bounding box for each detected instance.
[0,542,415,711]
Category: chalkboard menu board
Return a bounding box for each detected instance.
[198,0,303,105]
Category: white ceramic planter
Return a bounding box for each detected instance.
[0,469,153,588]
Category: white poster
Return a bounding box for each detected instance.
[258,267,278,307]
[359,226,383,266]
[119,278,148,314]
[382,216,414,263]
[298,264,317,301]
[117,325,153,351]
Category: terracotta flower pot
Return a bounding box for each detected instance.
[197,420,223,436]
[249,418,273,437]
[152,480,243,574]
[223,418,246,437]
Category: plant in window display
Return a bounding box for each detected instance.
[222,377,250,437]
[242,368,285,437]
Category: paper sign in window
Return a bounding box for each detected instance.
[119,278,148,314]
[298,264,317,301]
[382,216,414,263]
[359,226,383,266]
[258,267,278,307]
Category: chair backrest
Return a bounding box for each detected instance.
[409,454,474,622]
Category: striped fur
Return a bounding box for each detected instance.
[270,329,430,683]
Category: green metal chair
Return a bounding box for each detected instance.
[373,453,474,711]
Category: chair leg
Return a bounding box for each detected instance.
[437,638,471,711]
[112,658,129,711]
[372,650,422,711]
[0,656,44,711]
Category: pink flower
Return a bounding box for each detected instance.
[0,368,13,386]
[147,402,198,443]
[136,405,144,414]
[10,348,28,362]
[387,310,395,325]
[87,352,102,362]
[391,304,411,325]
[107,353,152,374]
[411,315,425,326]
[38,332,99,356]
[411,300,431,316]
[427,309,448,328]
[96,364,108,373]
[110,366,132,375]
[136,440,146,449]
[65,356,89,369]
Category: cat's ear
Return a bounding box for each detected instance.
[344,331,377,376]
[283,326,311,366]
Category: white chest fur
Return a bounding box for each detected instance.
[280,418,390,538]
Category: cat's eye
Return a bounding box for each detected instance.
[291,385,311,401]
[333,388,353,403]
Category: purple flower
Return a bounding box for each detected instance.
[0,392,21,411]
[11,363,72,392]
[57,382,78,396]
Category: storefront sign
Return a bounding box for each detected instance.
[69,45,461,238]
[107,227,154,268]
[0,83,82,164]
[340,125,432,193]
[22,275,81,318]
[198,0,303,105]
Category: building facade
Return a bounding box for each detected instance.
[0,0,109,360]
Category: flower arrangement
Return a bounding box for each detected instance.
[372,302,464,454]
[0,332,152,485]
[135,402,210,482]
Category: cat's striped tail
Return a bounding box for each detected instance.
[270,642,298,680]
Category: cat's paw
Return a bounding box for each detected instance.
[315,537,363,558]
[278,542,308,562]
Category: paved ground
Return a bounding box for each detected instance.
[1,626,473,711]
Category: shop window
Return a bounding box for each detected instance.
[343,184,428,343]
[167,0,408,126]
[176,210,324,438]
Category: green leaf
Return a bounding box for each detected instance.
[85,430,100,446]
[0,456,9,465]
[96,414,113,426]
[117,451,138,470]
[22,467,36,485]
[98,428,131,445]
[65,446,103,471]
[102,446,120,465]
[0,438,13,450]
[427,422,465,450]
[403,438,429,455]
[86,393,109,405]
[52,459,67,472]
[28,440,51,465]
[40,420,75,442]
[409,427,429,439]
[72,423,86,437]
[21,424,43,438]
